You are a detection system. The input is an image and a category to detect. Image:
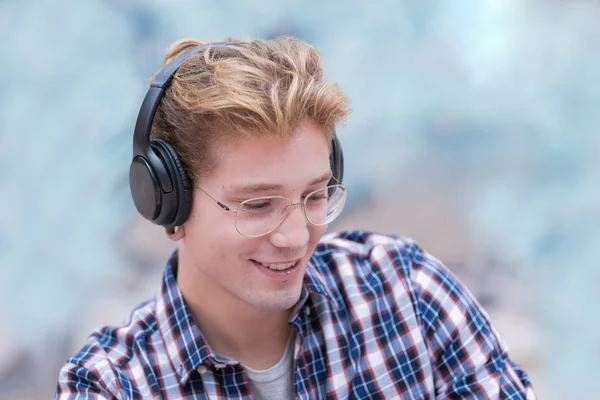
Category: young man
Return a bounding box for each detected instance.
[56,37,536,399]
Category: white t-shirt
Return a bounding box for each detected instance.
[243,331,296,400]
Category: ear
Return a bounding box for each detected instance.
[165,225,185,241]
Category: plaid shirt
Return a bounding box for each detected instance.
[56,230,536,399]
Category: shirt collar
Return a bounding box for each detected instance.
[303,255,339,310]
[155,250,339,384]
[155,251,215,385]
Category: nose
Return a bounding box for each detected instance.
[269,203,309,250]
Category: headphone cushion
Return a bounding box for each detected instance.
[152,138,193,227]
[330,133,344,184]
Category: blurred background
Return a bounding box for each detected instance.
[1,0,599,398]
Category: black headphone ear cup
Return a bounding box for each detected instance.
[129,154,162,223]
[329,133,344,185]
[151,139,193,227]
[153,138,192,190]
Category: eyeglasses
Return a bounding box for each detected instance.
[197,184,348,237]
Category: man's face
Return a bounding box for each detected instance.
[178,121,331,311]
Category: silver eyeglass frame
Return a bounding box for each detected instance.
[195,183,347,238]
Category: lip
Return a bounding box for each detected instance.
[250,258,303,281]
[254,259,302,265]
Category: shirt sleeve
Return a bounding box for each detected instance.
[55,362,115,400]
[408,242,537,399]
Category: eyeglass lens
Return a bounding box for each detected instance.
[234,185,347,237]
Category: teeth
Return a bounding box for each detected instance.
[261,261,296,271]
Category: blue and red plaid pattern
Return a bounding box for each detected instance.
[56,230,536,399]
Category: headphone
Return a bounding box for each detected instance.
[129,42,344,228]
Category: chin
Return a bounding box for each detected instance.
[245,284,303,311]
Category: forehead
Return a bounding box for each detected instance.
[208,124,331,188]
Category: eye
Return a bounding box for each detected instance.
[239,199,274,212]
[307,193,328,202]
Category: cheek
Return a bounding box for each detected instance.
[198,213,255,253]
[309,224,328,243]
[183,211,235,258]
[187,196,236,235]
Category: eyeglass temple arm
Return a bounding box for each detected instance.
[196,180,342,213]
[196,186,232,211]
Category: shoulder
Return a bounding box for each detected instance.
[71,297,159,368]
[312,229,463,307]
[313,229,434,277]
[56,298,159,396]
[314,231,493,340]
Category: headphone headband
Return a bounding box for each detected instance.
[129,40,344,228]
[133,42,236,157]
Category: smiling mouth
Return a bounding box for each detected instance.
[251,260,299,271]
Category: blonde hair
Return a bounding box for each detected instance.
[149,36,351,182]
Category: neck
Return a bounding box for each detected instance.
[177,257,293,369]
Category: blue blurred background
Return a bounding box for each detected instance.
[1,1,599,398]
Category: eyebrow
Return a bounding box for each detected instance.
[228,171,333,194]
